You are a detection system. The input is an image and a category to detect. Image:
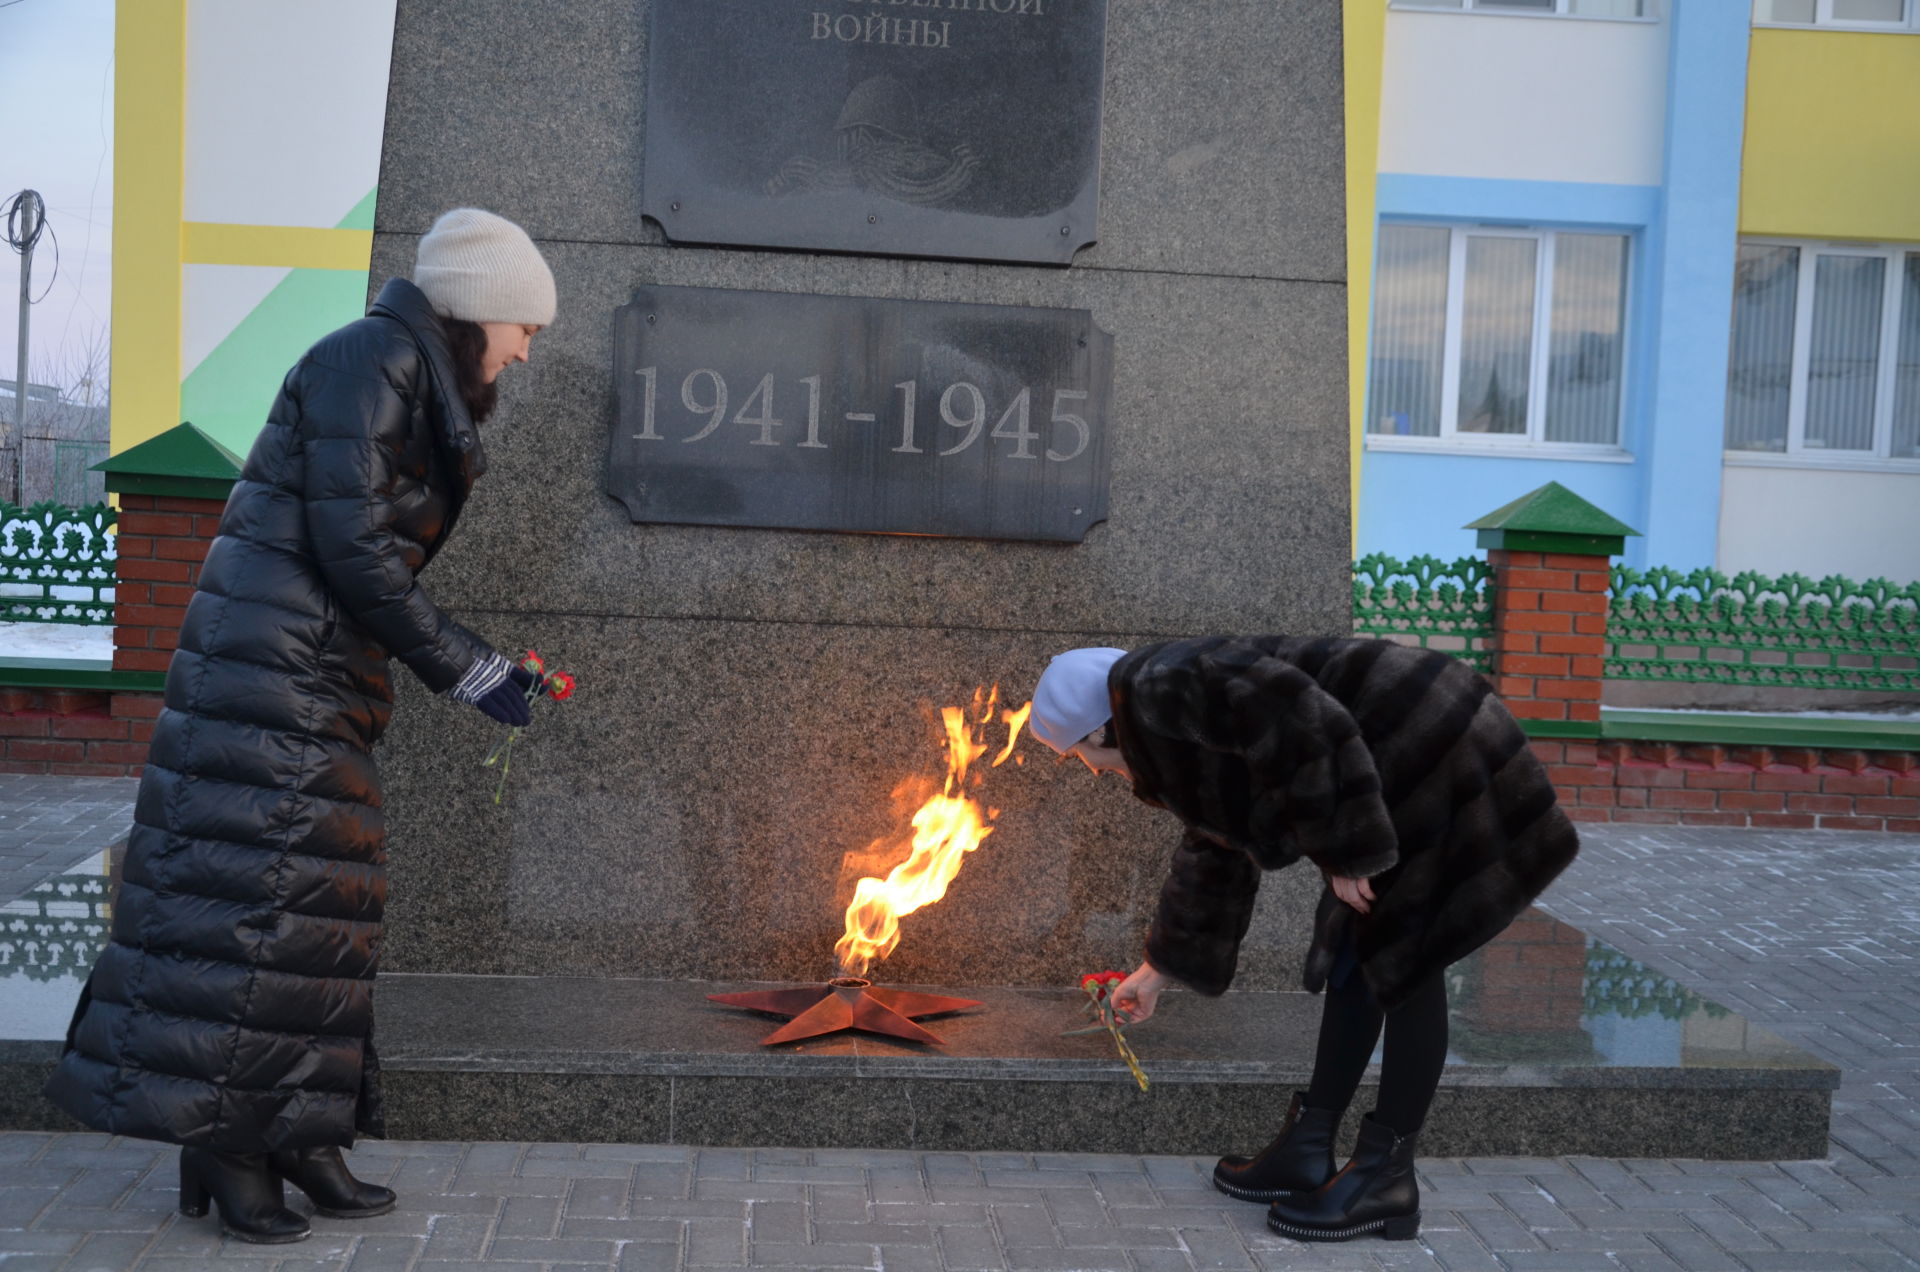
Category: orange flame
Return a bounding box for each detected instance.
[835,686,1031,978]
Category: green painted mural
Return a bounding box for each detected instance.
[178,191,378,458]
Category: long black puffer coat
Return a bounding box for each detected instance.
[1118,636,1580,1009]
[46,278,496,1152]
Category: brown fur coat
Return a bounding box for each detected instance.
[1115,637,1579,1009]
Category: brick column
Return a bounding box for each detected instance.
[110,492,225,677]
[1453,910,1592,1051]
[1486,547,1611,729]
[1465,482,1639,737]
[88,423,242,776]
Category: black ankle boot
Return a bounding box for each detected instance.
[1212,1091,1340,1201]
[267,1145,397,1218]
[178,1147,311,1244]
[1266,1112,1420,1242]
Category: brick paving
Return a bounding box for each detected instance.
[0,774,134,903]
[0,786,1915,1269]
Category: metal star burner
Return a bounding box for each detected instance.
[709,977,980,1046]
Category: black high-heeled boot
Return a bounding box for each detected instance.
[178,1147,311,1244]
[1212,1091,1340,1202]
[1266,1112,1420,1242]
[267,1145,397,1218]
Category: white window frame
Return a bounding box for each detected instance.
[1365,222,1635,461]
[1391,0,1660,21]
[1752,0,1920,31]
[1724,237,1920,475]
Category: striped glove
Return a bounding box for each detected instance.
[450,651,532,727]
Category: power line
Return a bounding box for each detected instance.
[4,192,59,304]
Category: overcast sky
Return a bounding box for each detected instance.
[0,0,115,393]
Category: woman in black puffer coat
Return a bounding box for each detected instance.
[1030,637,1579,1245]
[46,209,557,1245]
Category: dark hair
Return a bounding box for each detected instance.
[1100,720,1117,749]
[442,317,499,424]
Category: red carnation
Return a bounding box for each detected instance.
[1066,970,1149,1091]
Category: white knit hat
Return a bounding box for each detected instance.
[1030,647,1127,755]
[412,208,556,326]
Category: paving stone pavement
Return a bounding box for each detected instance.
[0,790,1915,1270]
[0,774,135,904]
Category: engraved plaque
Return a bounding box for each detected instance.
[643,0,1108,265]
[606,285,1113,541]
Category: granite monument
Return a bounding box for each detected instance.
[372,0,1350,993]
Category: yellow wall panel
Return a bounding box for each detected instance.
[110,0,187,454]
[1344,0,1385,550]
[1741,29,1920,243]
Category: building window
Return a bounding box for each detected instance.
[1725,241,1920,462]
[1368,224,1631,449]
[1394,0,1656,17]
[1753,0,1920,29]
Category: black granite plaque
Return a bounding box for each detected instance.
[642,0,1107,265]
[606,285,1112,541]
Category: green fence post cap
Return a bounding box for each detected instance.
[1465,482,1640,556]
[92,422,244,501]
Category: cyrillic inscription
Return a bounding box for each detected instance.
[643,0,1107,264]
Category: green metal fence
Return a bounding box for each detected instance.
[1350,554,1919,695]
[1351,553,1495,674]
[0,500,118,626]
[1607,566,1920,694]
[1583,944,1729,1022]
[0,871,111,982]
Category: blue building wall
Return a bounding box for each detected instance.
[1358,176,1659,568]
[1634,2,1751,571]
[1356,11,1752,574]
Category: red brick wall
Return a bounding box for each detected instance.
[0,688,155,777]
[1534,740,1920,832]
[110,493,223,676]
[1455,909,1589,1037]
[0,492,223,777]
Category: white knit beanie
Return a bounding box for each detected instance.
[412,208,556,326]
[1030,647,1127,755]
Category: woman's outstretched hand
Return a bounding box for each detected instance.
[1112,960,1173,1024]
[1329,872,1376,915]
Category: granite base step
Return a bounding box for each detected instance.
[0,876,1837,1159]
[360,970,1834,1160]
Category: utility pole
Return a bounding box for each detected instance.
[7,190,46,507]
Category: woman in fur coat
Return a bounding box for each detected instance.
[46,210,556,1245]
[1030,636,1579,1243]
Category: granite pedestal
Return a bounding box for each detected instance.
[0,859,1836,1161]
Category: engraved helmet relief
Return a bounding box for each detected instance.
[767,76,981,207]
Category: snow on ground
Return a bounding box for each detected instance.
[1622,703,1920,722]
[0,622,114,663]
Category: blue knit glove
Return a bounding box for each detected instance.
[451,652,531,727]
[507,662,549,702]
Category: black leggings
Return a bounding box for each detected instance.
[1303,967,1449,1138]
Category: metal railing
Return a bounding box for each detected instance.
[0,500,117,626]
[1607,566,1919,694]
[1351,553,1495,674]
[0,872,110,982]
[1351,555,1919,695]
